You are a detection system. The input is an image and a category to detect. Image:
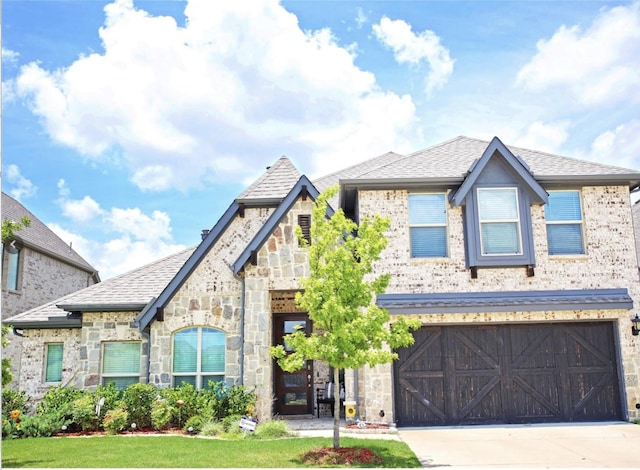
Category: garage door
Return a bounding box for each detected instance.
[394,322,623,426]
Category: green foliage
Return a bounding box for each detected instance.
[151,397,173,431]
[36,385,83,430]
[183,414,208,434]
[72,394,99,432]
[201,382,257,420]
[1,216,31,244]
[102,407,128,434]
[16,413,64,438]
[271,185,419,373]
[200,420,225,437]
[1,326,13,387]
[121,383,156,428]
[2,389,29,417]
[252,419,291,439]
[94,382,123,420]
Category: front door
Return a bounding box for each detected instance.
[273,314,312,415]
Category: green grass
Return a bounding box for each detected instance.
[1,435,421,468]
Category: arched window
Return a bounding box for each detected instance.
[172,327,225,389]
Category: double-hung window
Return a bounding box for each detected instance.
[477,188,522,255]
[408,193,448,257]
[102,342,141,389]
[545,190,584,255]
[45,343,63,383]
[173,327,225,389]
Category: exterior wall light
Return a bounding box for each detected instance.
[632,314,640,336]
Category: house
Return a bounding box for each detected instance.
[5,136,640,426]
[2,192,100,386]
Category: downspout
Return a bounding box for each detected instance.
[12,328,23,337]
[233,270,246,386]
[142,328,151,385]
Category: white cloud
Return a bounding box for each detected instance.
[2,47,19,64]
[355,7,367,29]
[516,2,640,107]
[372,16,454,95]
[585,120,640,170]
[5,164,37,200]
[14,0,421,191]
[61,196,104,223]
[52,180,185,279]
[514,120,572,154]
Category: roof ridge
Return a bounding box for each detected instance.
[236,156,301,200]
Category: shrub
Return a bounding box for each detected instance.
[151,398,172,431]
[200,420,225,437]
[252,420,291,440]
[72,394,99,432]
[1,389,29,417]
[18,413,64,438]
[36,385,83,429]
[122,383,156,428]
[102,407,128,435]
[220,414,244,436]
[94,383,123,420]
[201,382,257,420]
[183,414,208,434]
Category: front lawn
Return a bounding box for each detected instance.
[2,435,421,468]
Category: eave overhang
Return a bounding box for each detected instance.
[377,288,633,314]
[57,303,147,312]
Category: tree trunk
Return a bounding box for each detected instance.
[333,367,341,449]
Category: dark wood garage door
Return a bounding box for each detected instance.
[394,322,623,426]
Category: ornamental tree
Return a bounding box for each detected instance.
[270,185,420,449]
[2,216,31,244]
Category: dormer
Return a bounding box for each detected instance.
[449,137,548,273]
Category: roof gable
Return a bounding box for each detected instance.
[2,192,98,277]
[233,176,332,275]
[236,156,301,203]
[449,137,548,207]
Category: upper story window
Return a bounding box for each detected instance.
[45,343,63,383]
[1,243,21,290]
[173,327,225,389]
[545,190,585,255]
[477,188,522,256]
[102,342,141,390]
[408,193,448,257]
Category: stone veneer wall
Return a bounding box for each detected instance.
[242,198,315,420]
[18,328,81,401]
[356,185,640,423]
[3,247,97,389]
[148,207,274,414]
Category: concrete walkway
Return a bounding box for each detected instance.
[398,422,640,468]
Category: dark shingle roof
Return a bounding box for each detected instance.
[1,192,97,274]
[236,156,301,201]
[4,247,195,326]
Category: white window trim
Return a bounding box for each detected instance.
[172,327,225,389]
[408,192,449,258]
[477,187,523,256]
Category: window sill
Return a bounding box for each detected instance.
[547,254,589,261]
[409,257,452,263]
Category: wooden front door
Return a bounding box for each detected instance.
[273,314,312,415]
[394,322,623,426]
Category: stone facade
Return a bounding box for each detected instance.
[357,185,640,422]
[3,245,98,388]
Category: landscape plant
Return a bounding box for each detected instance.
[72,394,100,432]
[102,407,128,435]
[270,185,420,449]
[121,383,156,428]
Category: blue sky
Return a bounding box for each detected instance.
[2,0,639,280]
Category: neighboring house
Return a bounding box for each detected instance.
[2,192,100,386]
[5,136,640,426]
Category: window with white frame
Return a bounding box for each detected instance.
[408,193,448,257]
[173,327,225,389]
[477,188,522,255]
[545,190,585,255]
[101,342,141,389]
[45,343,63,383]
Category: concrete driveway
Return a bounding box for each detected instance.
[398,422,640,468]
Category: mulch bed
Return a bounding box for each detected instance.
[300,447,383,466]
